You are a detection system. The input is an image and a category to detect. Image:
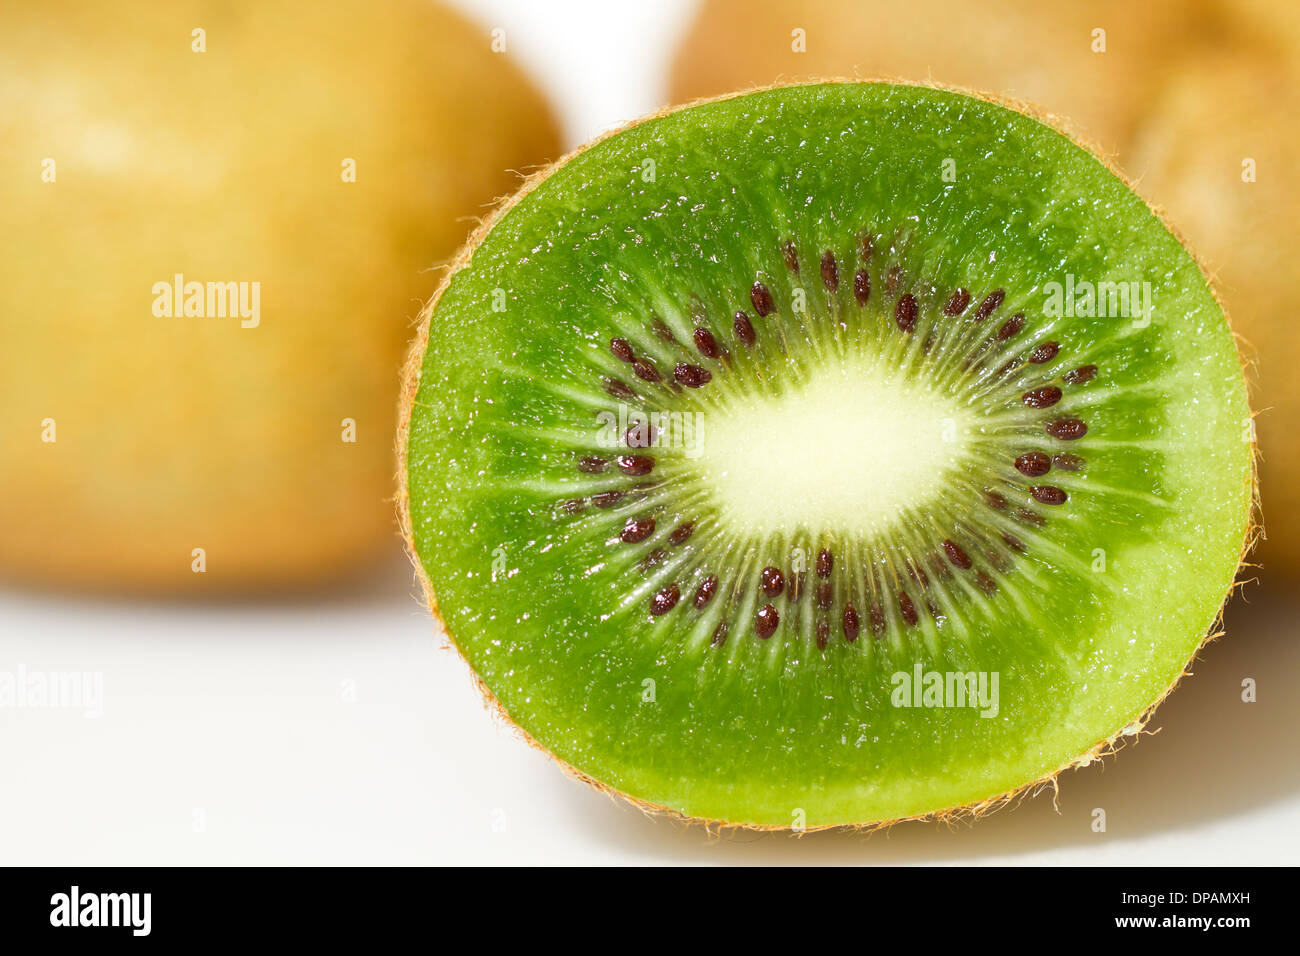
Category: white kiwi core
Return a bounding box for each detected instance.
[697,357,976,539]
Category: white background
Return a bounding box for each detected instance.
[2,0,1296,865]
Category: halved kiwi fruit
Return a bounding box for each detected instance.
[400,82,1254,828]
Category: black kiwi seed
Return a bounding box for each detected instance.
[816,581,833,610]
[693,327,721,359]
[733,312,756,347]
[975,571,998,595]
[984,489,1009,511]
[760,565,784,596]
[1022,385,1063,408]
[927,551,951,581]
[755,604,779,639]
[624,423,657,448]
[620,516,655,543]
[1031,485,1069,505]
[650,316,677,344]
[577,456,607,474]
[1014,452,1051,477]
[751,281,776,316]
[895,294,919,333]
[869,604,886,638]
[610,337,635,362]
[885,265,903,295]
[673,363,712,387]
[561,498,587,514]
[942,539,972,570]
[1046,418,1088,440]
[853,269,870,305]
[943,288,971,315]
[860,233,874,260]
[816,618,830,650]
[820,251,839,292]
[1029,341,1060,364]
[592,490,625,509]
[1016,507,1046,527]
[602,377,635,401]
[985,548,1010,573]
[899,593,919,627]
[617,454,655,476]
[907,559,928,586]
[816,548,833,578]
[632,357,661,383]
[781,239,800,274]
[694,574,718,608]
[996,313,1025,341]
[1064,364,1098,385]
[668,522,695,545]
[974,288,1006,320]
[710,620,729,648]
[639,547,668,572]
[842,605,860,642]
[650,584,680,615]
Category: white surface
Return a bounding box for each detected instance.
[3,0,1296,865]
[454,0,698,146]
[2,565,1297,865]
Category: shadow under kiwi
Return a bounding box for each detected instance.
[553,578,1298,862]
[0,538,418,615]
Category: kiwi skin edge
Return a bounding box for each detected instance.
[395,79,1260,833]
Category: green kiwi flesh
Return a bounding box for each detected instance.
[402,83,1253,828]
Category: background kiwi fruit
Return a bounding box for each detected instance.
[669,0,1300,579]
[401,82,1253,827]
[0,0,560,592]
[1127,7,1299,576]
[668,0,1211,160]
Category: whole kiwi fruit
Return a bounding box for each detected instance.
[0,0,559,592]
[1127,6,1299,576]
[668,0,1211,158]
[400,82,1254,827]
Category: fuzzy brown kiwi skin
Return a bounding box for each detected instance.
[394,79,1260,833]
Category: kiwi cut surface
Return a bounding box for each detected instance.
[401,83,1253,828]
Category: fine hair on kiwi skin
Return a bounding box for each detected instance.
[398,80,1257,831]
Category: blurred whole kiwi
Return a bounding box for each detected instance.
[669,0,1212,157]
[0,0,560,592]
[1129,3,1300,578]
[671,0,1299,576]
